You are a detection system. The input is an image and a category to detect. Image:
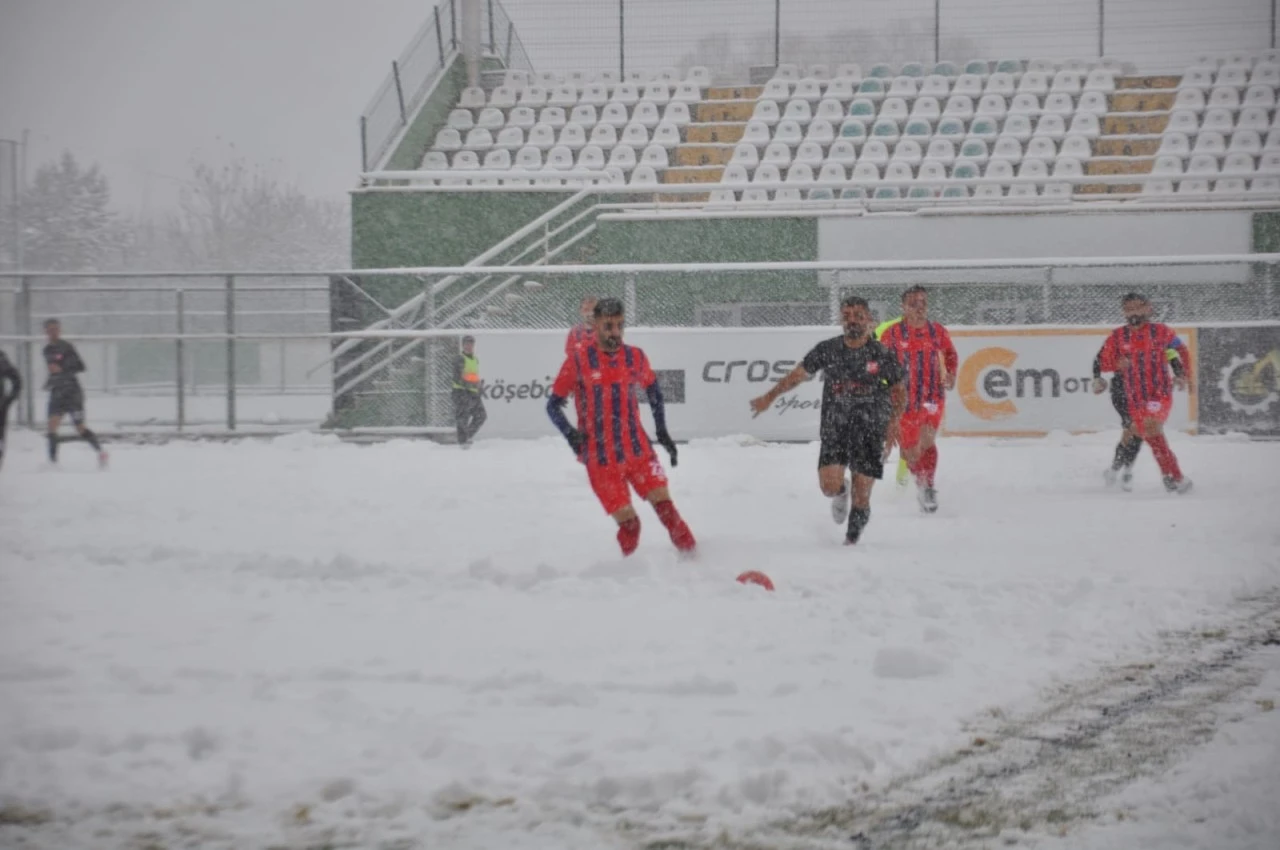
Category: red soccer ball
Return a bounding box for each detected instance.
[736,570,775,591]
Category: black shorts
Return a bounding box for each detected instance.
[48,384,86,424]
[817,417,888,480]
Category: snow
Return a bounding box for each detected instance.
[1037,648,1280,850]
[1,429,1278,849]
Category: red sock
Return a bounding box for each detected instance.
[905,446,922,478]
[617,517,641,556]
[920,445,938,487]
[1145,434,1183,480]
[653,500,696,552]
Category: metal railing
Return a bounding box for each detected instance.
[4,255,1276,434]
[359,0,532,172]
[0,275,330,432]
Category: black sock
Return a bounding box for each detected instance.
[1121,436,1143,467]
[47,433,59,462]
[1111,440,1128,470]
[81,429,102,452]
[847,506,871,543]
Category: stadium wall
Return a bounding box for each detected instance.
[428,322,1280,441]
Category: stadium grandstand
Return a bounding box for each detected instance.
[337,0,1280,431]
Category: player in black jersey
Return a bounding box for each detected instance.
[750,296,907,545]
[42,319,107,468]
[0,349,21,470]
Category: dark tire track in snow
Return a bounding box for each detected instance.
[649,589,1280,850]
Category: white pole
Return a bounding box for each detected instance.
[461,0,483,88]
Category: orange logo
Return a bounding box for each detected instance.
[958,347,1018,420]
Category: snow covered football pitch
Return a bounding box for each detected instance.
[2,430,1279,850]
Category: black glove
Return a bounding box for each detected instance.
[566,428,586,455]
[656,430,678,468]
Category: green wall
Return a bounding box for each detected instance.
[1253,211,1280,253]
[585,215,821,325]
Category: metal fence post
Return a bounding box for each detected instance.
[934,0,941,65]
[1098,0,1105,58]
[1042,266,1054,323]
[176,288,185,432]
[450,0,458,49]
[392,61,407,125]
[226,275,236,431]
[19,275,33,428]
[435,7,446,68]
[619,0,626,80]
[359,116,369,173]
[487,0,495,53]
[624,272,637,319]
[423,278,437,429]
[774,0,781,68]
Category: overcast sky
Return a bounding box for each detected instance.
[0,0,1268,214]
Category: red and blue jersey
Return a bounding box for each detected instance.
[1098,322,1189,404]
[565,325,595,356]
[551,341,656,467]
[878,320,958,413]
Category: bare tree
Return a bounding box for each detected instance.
[160,145,349,271]
[12,151,120,271]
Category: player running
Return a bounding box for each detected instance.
[43,318,107,468]
[750,296,906,545]
[1095,293,1193,494]
[546,298,696,557]
[1092,337,1185,491]
[0,349,21,470]
[565,296,597,355]
[877,286,958,513]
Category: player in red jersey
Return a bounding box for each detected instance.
[1096,293,1194,494]
[877,286,958,513]
[565,296,597,355]
[546,298,696,556]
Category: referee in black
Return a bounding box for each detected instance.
[43,318,107,468]
[750,296,907,545]
[0,348,20,470]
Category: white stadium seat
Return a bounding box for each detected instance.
[730,143,759,166]
[608,145,636,170]
[580,84,610,106]
[482,148,511,170]
[774,120,803,146]
[447,109,475,131]
[576,145,606,170]
[588,123,617,148]
[620,123,649,147]
[539,107,567,130]
[806,119,835,145]
[435,128,462,151]
[640,144,668,168]
[463,128,494,150]
[508,106,537,130]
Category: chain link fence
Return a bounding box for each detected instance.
[498,0,1277,83]
[326,257,1280,430]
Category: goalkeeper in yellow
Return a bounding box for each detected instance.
[874,314,911,486]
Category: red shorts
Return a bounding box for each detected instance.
[586,453,668,515]
[898,404,944,449]
[1129,396,1172,427]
